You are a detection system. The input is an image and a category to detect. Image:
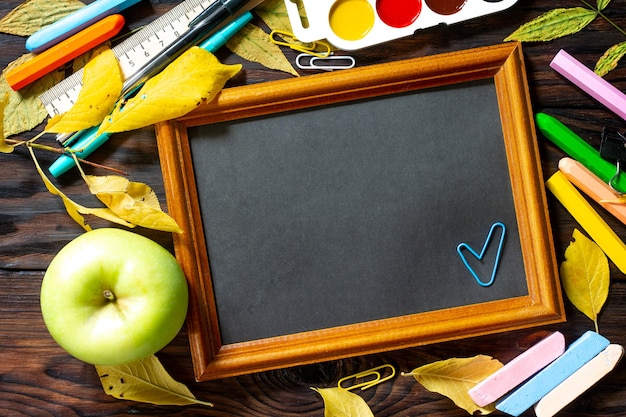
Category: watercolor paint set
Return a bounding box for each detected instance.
[284,0,518,50]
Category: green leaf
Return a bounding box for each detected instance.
[96,355,213,407]
[404,355,503,415]
[1,54,65,137]
[595,41,626,77]
[560,229,610,332]
[312,387,375,417]
[0,0,85,36]
[597,0,611,11]
[504,8,598,42]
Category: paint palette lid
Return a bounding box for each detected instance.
[285,0,519,51]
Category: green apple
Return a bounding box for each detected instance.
[40,228,188,365]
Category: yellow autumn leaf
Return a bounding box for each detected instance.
[404,355,503,415]
[83,174,183,233]
[0,92,14,153]
[96,355,213,406]
[312,387,374,417]
[27,147,134,231]
[227,23,299,76]
[560,229,610,333]
[46,45,123,133]
[98,48,240,134]
[0,0,85,36]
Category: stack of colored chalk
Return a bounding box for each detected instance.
[468,331,623,417]
[4,0,141,91]
[536,50,626,277]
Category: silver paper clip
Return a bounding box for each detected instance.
[296,53,355,71]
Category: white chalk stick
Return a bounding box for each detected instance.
[496,331,610,416]
[535,344,624,417]
[469,332,566,407]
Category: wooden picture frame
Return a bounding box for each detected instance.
[155,42,565,382]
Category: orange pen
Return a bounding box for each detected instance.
[5,14,125,91]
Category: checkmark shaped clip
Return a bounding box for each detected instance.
[457,222,506,287]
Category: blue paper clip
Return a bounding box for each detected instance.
[296,53,355,71]
[457,222,506,287]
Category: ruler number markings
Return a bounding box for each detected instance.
[40,0,217,116]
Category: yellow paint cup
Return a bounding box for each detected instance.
[329,0,375,41]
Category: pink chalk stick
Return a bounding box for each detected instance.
[468,332,566,407]
[550,49,626,122]
[559,157,626,226]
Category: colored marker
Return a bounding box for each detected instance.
[534,344,624,417]
[551,49,626,123]
[48,11,253,178]
[468,332,566,407]
[536,112,626,193]
[26,0,141,53]
[559,157,626,227]
[496,331,610,417]
[5,15,125,91]
[546,171,626,274]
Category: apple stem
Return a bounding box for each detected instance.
[103,290,115,301]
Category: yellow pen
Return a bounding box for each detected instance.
[546,171,626,274]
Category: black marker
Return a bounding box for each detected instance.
[121,0,249,97]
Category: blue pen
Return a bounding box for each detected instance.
[26,0,142,53]
[48,11,252,178]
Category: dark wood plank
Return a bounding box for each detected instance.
[2,0,626,415]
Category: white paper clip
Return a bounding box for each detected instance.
[296,53,355,71]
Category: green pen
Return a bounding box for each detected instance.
[535,112,626,193]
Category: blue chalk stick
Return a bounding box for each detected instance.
[496,331,610,416]
[26,0,141,53]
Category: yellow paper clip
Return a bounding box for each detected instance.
[338,364,396,391]
[269,29,331,58]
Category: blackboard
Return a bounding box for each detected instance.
[155,42,565,381]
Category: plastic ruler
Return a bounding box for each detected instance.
[39,0,216,117]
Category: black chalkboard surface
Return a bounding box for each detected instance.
[156,42,565,381]
[190,80,527,345]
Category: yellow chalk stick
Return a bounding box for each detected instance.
[546,171,626,274]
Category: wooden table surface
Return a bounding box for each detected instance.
[1,1,625,416]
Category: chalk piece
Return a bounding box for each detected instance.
[496,331,610,416]
[535,344,623,417]
[551,49,626,122]
[468,332,566,407]
[559,157,626,227]
[546,171,626,275]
